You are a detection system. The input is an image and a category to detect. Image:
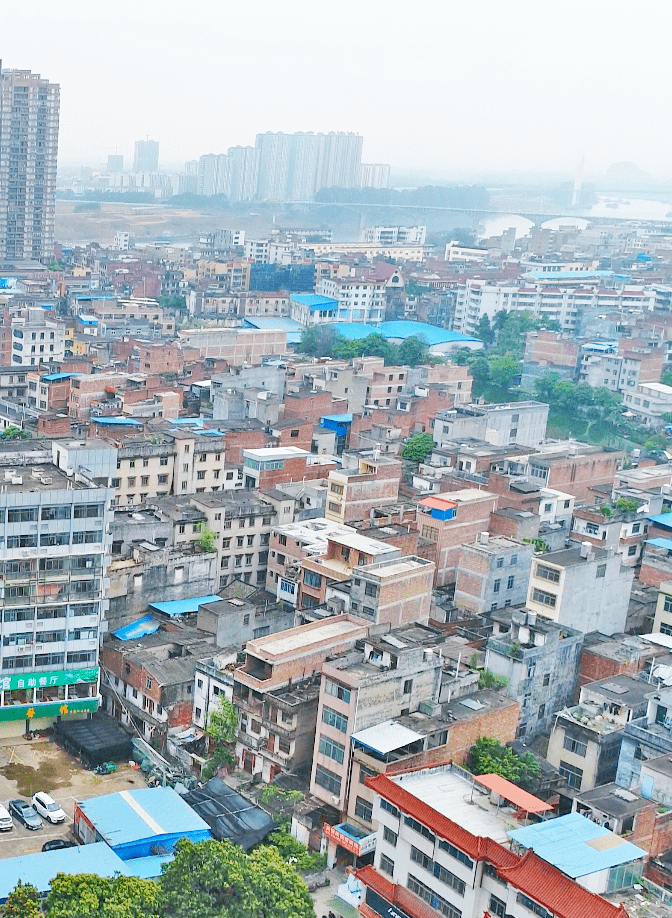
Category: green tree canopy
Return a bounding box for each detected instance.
[207,694,238,744]
[467,737,540,791]
[0,426,29,441]
[489,356,520,391]
[402,432,435,463]
[398,335,430,366]
[297,325,339,358]
[160,838,313,918]
[474,315,494,346]
[2,881,40,918]
[46,874,164,918]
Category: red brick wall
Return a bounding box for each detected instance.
[547,454,621,502]
[489,509,540,541]
[222,429,268,464]
[37,414,72,437]
[167,699,194,729]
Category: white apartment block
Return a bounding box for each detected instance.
[623,382,672,427]
[363,226,426,245]
[452,280,656,337]
[316,277,387,324]
[11,310,65,366]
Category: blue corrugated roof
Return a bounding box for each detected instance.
[77,787,211,857]
[92,417,143,426]
[649,512,672,528]
[149,595,221,616]
[168,417,205,426]
[378,320,478,345]
[0,843,130,901]
[43,372,82,382]
[508,813,646,878]
[647,537,672,551]
[331,322,380,340]
[124,854,174,878]
[114,616,160,641]
[290,294,338,311]
[321,413,353,423]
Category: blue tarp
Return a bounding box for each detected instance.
[149,595,221,616]
[124,854,174,878]
[92,417,143,426]
[0,843,131,901]
[43,372,82,381]
[114,616,160,641]
[508,813,646,878]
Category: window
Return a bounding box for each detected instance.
[510,554,517,565]
[141,476,149,486]
[322,706,348,732]
[559,760,583,789]
[407,876,462,918]
[314,764,341,795]
[535,564,560,583]
[197,470,206,480]
[325,679,351,703]
[489,895,506,918]
[483,862,505,884]
[543,673,550,686]
[516,893,553,918]
[41,506,71,521]
[632,522,641,534]
[318,735,345,764]
[597,564,606,578]
[383,825,398,847]
[74,504,101,518]
[532,588,556,608]
[380,854,394,876]
[628,545,637,556]
[304,569,322,588]
[403,679,413,695]
[493,579,500,593]
[438,840,474,870]
[404,816,435,844]
[364,582,378,598]
[355,797,373,822]
[507,576,514,590]
[380,799,399,819]
[496,558,504,569]
[127,477,136,487]
[8,508,37,523]
[563,735,587,757]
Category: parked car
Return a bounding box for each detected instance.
[31,793,66,824]
[8,799,41,830]
[42,839,74,852]
[0,804,13,832]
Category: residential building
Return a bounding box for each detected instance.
[570,497,657,567]
[360,163,391,189]
[316,277,387,324]
[196,580,295,648]
[232,614,369,781]
[431,402,549,449]
[0,457,113,737]
[325,450,401,525]
[177,326,286,363]
[0,67,60,261]
[356,766,631,918]
[243,446,335,491]
[289,294,338,326]
[485,608,584,739]
[454,534,533,615]
[11,310,65,366]
[363,226,426,245]
[526,544,634,635]
[573,784,672,860]
[416,490,499,589]
[624,382,672,427]
[133,140,159,172]
[616,687,672,789]
[652,580,672,636]
[348,556,435,627]
[578,632,662,690]
[547,675,652,793]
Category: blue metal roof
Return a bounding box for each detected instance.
[114,616,160,641]
[167,417,205,426]
[242,316,305,343]
[321,413,353,423]
[290,294,338,311]
[149,595,221,616]
[92,417,143,426]
[647,537,672,551]
[43,372,82,382]
[649,512,672,529]
[508,813,646,878]
[331,322,380,340]
[124,854,174,878]
[0,843,130,901]
[77,787,211,858]
[378,320,478,345]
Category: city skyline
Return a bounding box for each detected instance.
[2,0,671,181]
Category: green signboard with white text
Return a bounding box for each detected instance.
[0,667,98,693]
[0,697,98,722]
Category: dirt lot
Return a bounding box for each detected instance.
[0,737,145,857]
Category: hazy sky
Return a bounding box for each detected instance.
[3,0,670,179]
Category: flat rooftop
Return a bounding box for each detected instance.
[362,557,432,580]
[576,783,651,819]
[244,446,309,460]
[391,765,513,845]
[0,464,92,492]
[541,545,610,567]
[246,615,368,659]
[328,529,399,555]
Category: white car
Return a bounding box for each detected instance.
[0,804,12,832]
[31,792,65,824]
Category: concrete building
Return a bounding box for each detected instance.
[432,402,549,449]
[547,675,652,793]
[570,497,657,568]
[11,310,65,367]
[196,580,294,647]
[316,277,387,324]
[616,687,672,790]
[526,544,634,635]
[232,614,369,781]
[454,535,533,615]
[485,608,584,740]
[652,580,672,636]
[624,382,672,427]
[133,140,159,172]
[356,765,629,918]
[0,455,113,737]
[416,490,499,589]
[348,556,435,627]
[325,450,401,525]
[0,67,60,261]
[363,226,426,245]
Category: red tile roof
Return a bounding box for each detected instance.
[499,849,630,918]
[364,774,630,918]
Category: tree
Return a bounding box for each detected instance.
[489,356,521,391]
[297,324,338,358]
[46,874,164,918]
[661,367,672,388]
[402,432,435,463]
[202,694,238,780]
[3,881,40,918]
[196,525,217,553]
[467,737,539,792]
[495,312,537,359]
[160,838,314,918]
[0,426,29,440]
[398,335,429,366]
[474,315,494,347]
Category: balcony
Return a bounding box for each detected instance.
[232,693,263,718]
[237,729,266,751]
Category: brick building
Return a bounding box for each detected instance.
[325,450,401,525]
[455,534,533,615]
[242,446,336,490]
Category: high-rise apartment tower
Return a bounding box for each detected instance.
[133,139,159,172]
[0,65,60,262]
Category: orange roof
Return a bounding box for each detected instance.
[418,495,457,511]
[473,773,552,813]
[499,849,630,918]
